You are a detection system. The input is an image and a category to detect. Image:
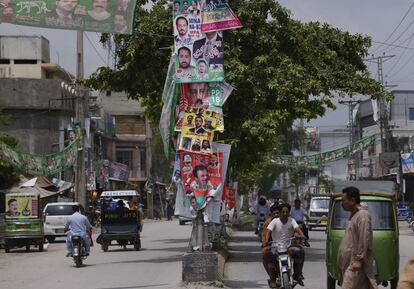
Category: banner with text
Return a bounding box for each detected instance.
[200,0,242,33]
[0,0,136,34]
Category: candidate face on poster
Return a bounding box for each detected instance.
[173,1,224,83]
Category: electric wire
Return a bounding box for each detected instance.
[85,32,107,66]
[371,1,414,54]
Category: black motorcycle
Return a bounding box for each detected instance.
[71,235,88,268]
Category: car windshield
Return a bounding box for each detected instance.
[331,200,394,230]
[310,199,330,210]
[45,205,74,216]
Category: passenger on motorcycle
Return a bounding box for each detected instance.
[254,196,270,234]
[261,204,280,280]
[263,203,306,287]
[64,205,93,257]
[290,198,310,241]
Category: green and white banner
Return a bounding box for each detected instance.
[0,138,79,176]
[0,0,136,34]
[273,135,376,167]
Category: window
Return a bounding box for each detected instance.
[331,200,394,230]
[116,150,133,170]
[310,199,330,210]
[409,107,414,120]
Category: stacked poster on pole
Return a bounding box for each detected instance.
[160,0,241,224]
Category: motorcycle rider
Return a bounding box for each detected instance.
[263,203,306,287]
[64,205,92,257]
[254,196,270,234]
[290,198,310,242]
[261,204,280,281]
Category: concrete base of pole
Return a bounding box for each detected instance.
[182,252,218,282]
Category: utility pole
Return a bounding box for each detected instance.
[364,54,395,153]
[74,31,87,209]
[339,100,361,180]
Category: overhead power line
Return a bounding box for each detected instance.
[84,32,107,66]
[372,1,414,54]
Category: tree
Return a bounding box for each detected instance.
[0,134,20,189]
[86,0,386,194]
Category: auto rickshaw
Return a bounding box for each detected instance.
[2,191,44,252]
[96,190,142,251]
[326,180,399,289]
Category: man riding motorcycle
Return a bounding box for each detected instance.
[263,203,306,287]
[64,205,92,257]
[261,204,280,280]
[290,198,310,242]
[255,196,270,234]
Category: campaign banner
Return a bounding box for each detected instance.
[174,142,230,223]
[108,161,129,181]
[200,0,242,33]
[173,0,224,83]
[0,0,136,34]
[5,192,38,218]
[180,150,223,210]
[401,153,414,174]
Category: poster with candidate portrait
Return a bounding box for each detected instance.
[0,0,136,34]
[179,150,222,209]
[173,0,224,83]
[175,83,226,131]
[200,0,242,33]
[306,127,320,152]
[5,192,39,218]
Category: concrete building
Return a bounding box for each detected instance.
[91,90,152,192]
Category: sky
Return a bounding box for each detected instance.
[2,0,414,128]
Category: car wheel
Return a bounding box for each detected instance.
[327,275,336,289]
[134,239,141,251]
[5,243,10,253]
[390,277,399,289]
[46,237,55,243]
[179,220,185,225]
[102,242,108,252]
[308,226,313,231]
[39,243,44,252]
[25,245,30,252]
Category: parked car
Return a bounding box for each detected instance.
[326,181,399,289]
[43,202,84,243]
[179,215,192,225]
[308,196,330,230]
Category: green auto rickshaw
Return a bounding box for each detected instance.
[326,180,399,289]
[3,191,44,252]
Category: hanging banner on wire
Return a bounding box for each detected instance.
[273,135,376,167]
[0,0,136,34]
[0,138,79,176]
[200,0,242,33]
[173,0,224,83]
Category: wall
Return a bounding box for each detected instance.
[0,35,50,62]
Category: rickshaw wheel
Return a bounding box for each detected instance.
[102,242,108,252]
[391,277,399,289]
[134,239,141,251]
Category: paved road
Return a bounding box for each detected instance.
[224,222,414,289]
[0,220,192,289]
[2,220,414,289]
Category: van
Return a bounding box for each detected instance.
[43,202,84,243]
[308,196,330,230]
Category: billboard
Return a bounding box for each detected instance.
[5,192,38,218]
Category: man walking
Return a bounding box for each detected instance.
[337,186,377,289]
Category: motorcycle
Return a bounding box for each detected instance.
[71,235,88,268]
[268,237,304,289]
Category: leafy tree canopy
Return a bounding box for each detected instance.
[86,0,386,194]
[0,134,19,189]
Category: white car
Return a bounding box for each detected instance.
[43,202,84,243]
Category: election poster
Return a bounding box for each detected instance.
[401,152,414,174]
[173,0,224,83]
[0,0,136,34]
[200,0,242,33]
[108,161,129,181]
[5,192,38,218]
